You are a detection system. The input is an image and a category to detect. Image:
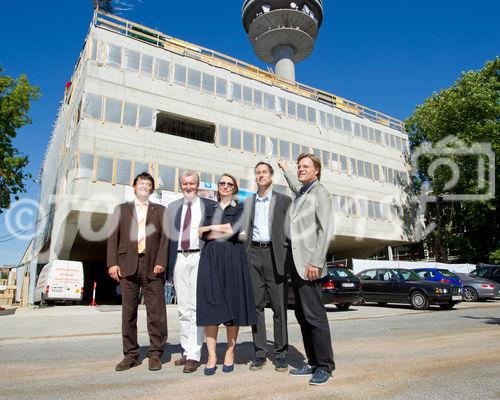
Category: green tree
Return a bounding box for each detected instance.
[0,67,40,211]
[406,58,500,263]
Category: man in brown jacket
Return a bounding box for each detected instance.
[107,172,169,371]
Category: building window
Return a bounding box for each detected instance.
[243,131,254,152]
[83,93,102,120]
[362,125,369,140]
[187,69,202,90]
[115,159,131,185]
[156,111,215,143]
[231,128,242,150]
[96,156,113,182]
[307,107,317,124]
[278,97,286,114]
[200,172,212,184]
[239,179,250,189]
[367,201,375,218]
[123,102,138,127]
[174,64,187,85]
[243,86,253,106]
[155,59,170,81]
[141,54,153,77]
[297,104,306,122]
[78,153,94,179]
[279,140,290,160]
[106,44,122,67]
[158,165,176,190]
[365,162,373,179]
[339,155,347,173]
[124,49,140,72]
[138,106,154,129]
[343,119,352,134]
[264,93,275,112]
[354,123,361,137]
[390,135,396,148]
[254,90,263,109]
[232,83,242,102]
[359,199,367,217]
[322,151,330,169]
[292,143,301,160]
[134,161,149,176]
[216,78,227,97]
[349,159,357,176]
[331,153,339,171]
[256,134,266,155]
[369,127,375,142]
[334,116,343,132]
[287,100,296,118]
[268,137,278,157]
[373,165,380,181]
[327,113,334,129]
[202,73,215,95]
[357,160,365,178]
[105,98,122,124]
[219,125,229,146]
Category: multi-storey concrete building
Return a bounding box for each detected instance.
[23,11,411,302]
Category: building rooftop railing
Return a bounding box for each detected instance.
[93,11,404,132]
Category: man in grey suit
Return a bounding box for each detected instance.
[244,162,292,372]
[278,153,335,386]
[166,170,215,373]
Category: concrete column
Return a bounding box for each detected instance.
[387,246,394,261]
[273,45,295,82]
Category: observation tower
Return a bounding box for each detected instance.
[242,0,324,81]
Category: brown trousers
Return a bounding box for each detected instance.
[120,256,167,358]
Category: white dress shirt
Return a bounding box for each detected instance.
[252,190,272,243]
[178,195,202,251]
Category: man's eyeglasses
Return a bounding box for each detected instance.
[218,181,235,188]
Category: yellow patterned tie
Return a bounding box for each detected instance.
[137,203,146,254]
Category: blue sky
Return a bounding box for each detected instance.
[1,0,499,265]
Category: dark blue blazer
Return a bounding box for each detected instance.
[166,196,216,280]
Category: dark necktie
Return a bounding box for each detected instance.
[181,202,192,250]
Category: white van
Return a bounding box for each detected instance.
[34,260,84,305]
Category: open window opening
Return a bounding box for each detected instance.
[155,111,215,143]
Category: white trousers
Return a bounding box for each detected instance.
[173,252,204,361]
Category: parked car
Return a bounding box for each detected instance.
[470,264,500,284]
[455,273,500,302]
[356,268,462,310]
[413,268,463,289]
[288,266,361,311]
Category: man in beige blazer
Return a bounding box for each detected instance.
[278,153,335,386]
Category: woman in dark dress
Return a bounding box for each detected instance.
[197,173,256,375]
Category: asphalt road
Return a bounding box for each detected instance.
[1,302,499,400]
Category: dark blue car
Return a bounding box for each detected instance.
[414,268,463,291]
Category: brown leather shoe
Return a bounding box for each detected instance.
[115,357,141,371]
[148,356,162,371]
[183,359,200,373]
[174,355,187,366]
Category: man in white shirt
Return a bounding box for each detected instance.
[167,170,215,373]
[245,162,292,372]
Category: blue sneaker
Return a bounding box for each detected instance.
[289,364,316,376]
[309,369,332,385]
